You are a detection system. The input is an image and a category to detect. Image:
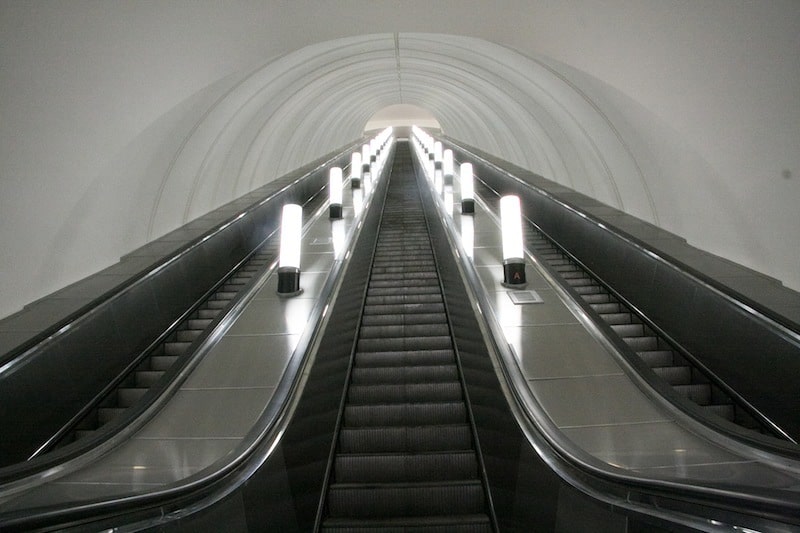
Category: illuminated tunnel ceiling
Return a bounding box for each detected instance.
[151,33,658,241]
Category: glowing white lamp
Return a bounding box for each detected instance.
[443,149,454,185]
[460,162,474,214]
[329,167,343,219]
[351,152,362,189]
[433,141,443,171]
[278,204,303,296]
[331,218,346,259]
[461,214,474,259]
[500,195,526,287]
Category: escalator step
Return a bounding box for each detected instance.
[187,318,213,330]
[369,275,436,284]
[365,294,443,306]
[652,366,692,385]
[355,349,455,368]
[135,370,163,388]
[591,302,622,314]
[350,365,459,384]
[117,387,147,407]
[565,277,596,287]
[371,271,439,281]
[573,284,603,295]
[372,265,440,275]
[347,382,463,404]
[164,341,192,356]
[206,300,229,310]
[362,303,446,316]
[344,402,467,427]
[321,514,492,533]
[326,481,485,518]
[705,403,736,421]
[610,323,645,337]
[367,286,442,297]
[361,313,448,326]
[176,329,203,342]
[198,308,220,319]
[359,324,450,339]
[674,383,712,405]
[333,451,478,483]
[150,355,179,371]
[581,293,612,304]
[623,336,658,351]
[357,335,452,352]
[637,350,674,367]
[600,312,633,325]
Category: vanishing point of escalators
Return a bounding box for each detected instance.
[319,146,494,531]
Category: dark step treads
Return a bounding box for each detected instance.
[370,271,439,281]
[610,323,645,337]
[344,402,467,427]
[366,286,442,297]
[637,350,675,367]
[590,302,622,314]
[354,349,455,368]
[350,365,458,385]
[361,312,448,326]
[674,383,712,405]
[347,382,463,404]
[135,370,163,388]
[359,324,450,338]
[362,303,445,316]
[326,481,486,518]
[97,407,125,425]
[623,336,658,351]
[117,387,147,407]
[600,312,633,325]
[357,335,452,352]
[652,366,692,385]
[581,293,612,304]
[321,514,492,533]
[333,451,478,483]
[705,403,736,421]
[365,294,443,306]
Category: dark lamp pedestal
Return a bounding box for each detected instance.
[329,204,342,219]
[277,266,303,297]
[502,259,527,288]
[461,199,475,214]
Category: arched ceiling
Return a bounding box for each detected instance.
[151,33,658,241]
[1,2,797,320]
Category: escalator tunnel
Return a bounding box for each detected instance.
[0,138,799,531]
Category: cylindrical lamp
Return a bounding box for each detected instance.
[277,204,303,296]
[351,152,362,189]
[443,149,454,185]
[460,162,475,214]
[433,141,443,171]
[329,167,343,219]
[500,195,526,287]
[361,144,371,175]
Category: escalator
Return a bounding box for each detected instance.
[317,143,496,531]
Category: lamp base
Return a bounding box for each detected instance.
[502,260,527,288]
[329,204,342,219]
[277,267,303,297]
[351,178,361,189]
[461,199,475,214]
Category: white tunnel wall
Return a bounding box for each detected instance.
[1,3,798,321]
